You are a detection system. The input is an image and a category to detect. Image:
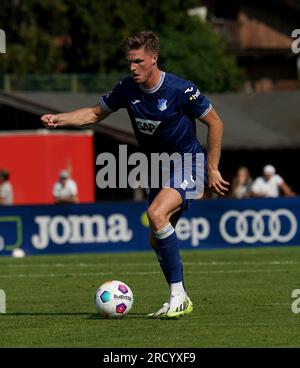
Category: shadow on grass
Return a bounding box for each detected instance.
[87,313,147,320]
[2,312,147,319]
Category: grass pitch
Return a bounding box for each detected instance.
[1,246,300,348]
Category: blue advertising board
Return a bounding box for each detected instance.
[0,197,299,256]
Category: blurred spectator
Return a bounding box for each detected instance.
[131,172,148,201]
[251,165,295,198]
[230,166,253,199]
[53,170,79,204]
[0,169,13,205]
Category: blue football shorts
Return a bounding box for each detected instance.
[147,153,207,211]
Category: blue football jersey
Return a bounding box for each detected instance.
[99,71,212,155]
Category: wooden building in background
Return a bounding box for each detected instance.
[202,0,300,92]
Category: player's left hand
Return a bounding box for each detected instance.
[208,169,230,196]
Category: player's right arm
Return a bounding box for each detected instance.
[41,79,126,128]
[40,104,110,129]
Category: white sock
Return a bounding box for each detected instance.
[170,281,186,296]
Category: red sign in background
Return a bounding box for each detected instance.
[0,130,95,204]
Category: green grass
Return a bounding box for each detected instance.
[1,246,300,347]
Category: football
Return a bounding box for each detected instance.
[95,280,133,318]
[11,248,26,258]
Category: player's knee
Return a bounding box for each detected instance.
[147,206,167,230]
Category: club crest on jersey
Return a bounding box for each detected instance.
[157,99,167,111]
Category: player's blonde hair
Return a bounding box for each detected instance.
[122,31,159,55]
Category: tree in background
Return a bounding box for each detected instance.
[62,0,146,73]
[159,17,243,92]
[139,0,242,91]
[0,0,243,91]
[0,0,68,73]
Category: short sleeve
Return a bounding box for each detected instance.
[251,178,262,193]
[53,182,60,197]
[181,82,212,119]
[275,175,283,185]
[99,80,126,112]
[69,180,78,196]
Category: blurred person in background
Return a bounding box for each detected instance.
[251,164,295,198]
[0,168,13,205]
[53,170,79,204]
[230,166,253,199]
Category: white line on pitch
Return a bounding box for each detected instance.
[0,268,299,278]
[0,260,297,268]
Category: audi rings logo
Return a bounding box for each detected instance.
[219,209,298,244]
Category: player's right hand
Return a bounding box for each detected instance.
[40,114,59,128]
[208,169,230,197]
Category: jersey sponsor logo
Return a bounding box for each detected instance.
[157,99,168,111]
[189,89,200,101]
[131,99,141,105]
[135,118,161,135]
[184,86,193,93]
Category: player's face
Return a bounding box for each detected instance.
[126,47,158,84]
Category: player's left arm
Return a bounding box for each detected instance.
[198,108,230,196]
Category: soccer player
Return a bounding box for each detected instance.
[41,31,229,319]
